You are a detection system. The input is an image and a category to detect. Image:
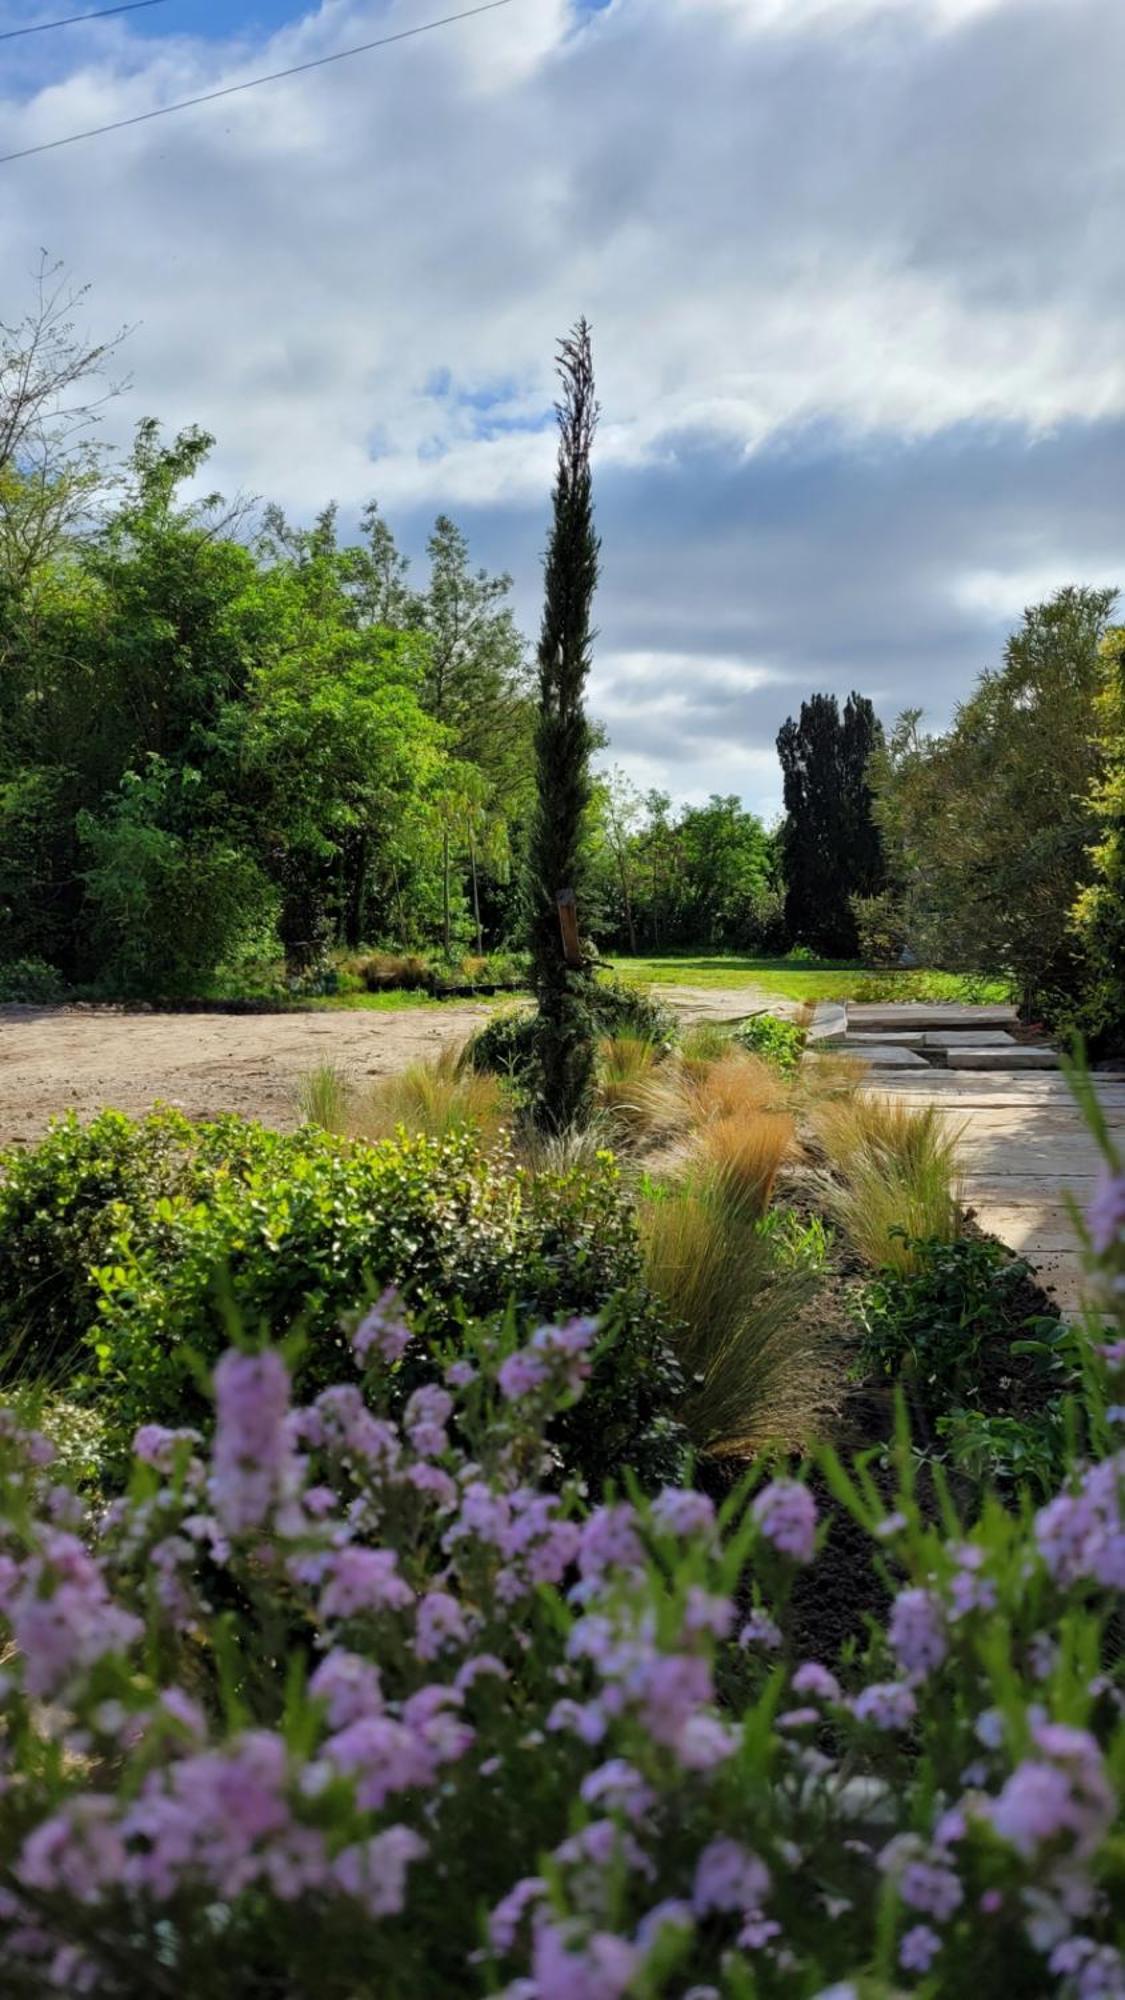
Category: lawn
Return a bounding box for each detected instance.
[606,953,1014,1004]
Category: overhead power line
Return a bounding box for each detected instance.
[0,1,168,41]
[0,0,514,164]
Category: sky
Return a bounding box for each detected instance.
[3,0,1124,819]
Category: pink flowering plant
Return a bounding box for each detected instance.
[0,1233,1122,1993]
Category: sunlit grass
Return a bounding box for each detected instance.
[607,955,1013,1004]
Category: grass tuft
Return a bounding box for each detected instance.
[812,1093,964,1273]
[297,1062,354,1134]
[637,1179,832,1457]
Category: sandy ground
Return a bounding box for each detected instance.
[0,985,774,1145]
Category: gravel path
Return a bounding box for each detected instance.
[0,984,780,1146]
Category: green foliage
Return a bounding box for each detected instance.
[854,1234,1074,1489]
[730,1011,805,1073]
[0,389,534,993]
[870,586,1116,1017]
[526,323,601,1129]
[1070,626,1125,1049]
[0,954,66,1003]
[850,886,910,965]
[0,1110,685,1489]
[777,690,885,955]
[464,975,677,1086]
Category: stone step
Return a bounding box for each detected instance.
[845,1003,1019,1033]
[946,1048,1061,1071]
[838,1043,931,1068]
[806,1001,847,1043]
[842,1030,1016,1050]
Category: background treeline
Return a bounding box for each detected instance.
[0,416,539,996]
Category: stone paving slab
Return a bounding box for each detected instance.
[846,1003,1019,1033]
[843,1044,931,1068]
[947,1048,1060,1071]
[841,1030,1015,1049]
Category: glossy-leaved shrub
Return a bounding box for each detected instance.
[0,1111,686,1490]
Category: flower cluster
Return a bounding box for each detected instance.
[0,1281,1120,1998]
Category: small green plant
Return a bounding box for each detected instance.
[755,1204,833,1272]
[0,956,67,1004]
[678,1021,732,1061]
[731,1012,806,1073]
[0,1110,685,1490]
[854,1234,1054,1407]
[297,1062,354,1133]
[934,1407,1068,1499]
[853,1234,1077,1489]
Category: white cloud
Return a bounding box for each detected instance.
[2,0,1124,802]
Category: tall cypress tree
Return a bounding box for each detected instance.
[777,691,885,955]
[527,322,600,1129]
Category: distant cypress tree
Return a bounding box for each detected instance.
[777,691,885,955]
[526,322,600,1129]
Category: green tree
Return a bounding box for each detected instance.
[777,691,885,955]
[871,587,1115,1015]
[527,322,601,1130]
[1070,626,1125,1048]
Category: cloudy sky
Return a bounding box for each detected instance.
[3,0,1124,817]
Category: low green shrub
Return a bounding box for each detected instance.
[853,1233,1074,1486]
[0,955,67,1004]
[731,1011,805,1073]
[465,973,677,1085]
[0,1111,685,1489]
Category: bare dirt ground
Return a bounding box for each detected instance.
[0,986,772,1145]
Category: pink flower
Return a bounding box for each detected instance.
[318,1546,414,1621]
[739,1609,783,1650]
[133,1425,201,1472]
[1087,1170,1125,1255]
[792,1661,840,1702]
[992,1726,1113,1860]
[751,1480,817,1563]
[692,1839,770,1916]
[415,1590,469,1661]
[888,1588,948,1681]
[851,1682,917,1731]
[352,1290,412,1366]
[210,1349,294,1535]
[308,1649,384,1729]
[532,1919,638,2000]
[332,1825,426,1917]
[650,1489,715,1538]
[18,1798,126,1904]
[899,1925,941,1973]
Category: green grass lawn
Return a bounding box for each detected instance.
[605,954,1013,1004]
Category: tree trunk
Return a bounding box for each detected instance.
[442,828,451,958]
[469,828,483,955]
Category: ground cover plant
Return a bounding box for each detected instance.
[0,1139,1120,1994]
[731,1013,807,1074]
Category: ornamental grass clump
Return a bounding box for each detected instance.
[636,1178,829,1455]
[349,1046,509,1148]
[813,1093,964,1273]
[0,1186,1122,1996]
